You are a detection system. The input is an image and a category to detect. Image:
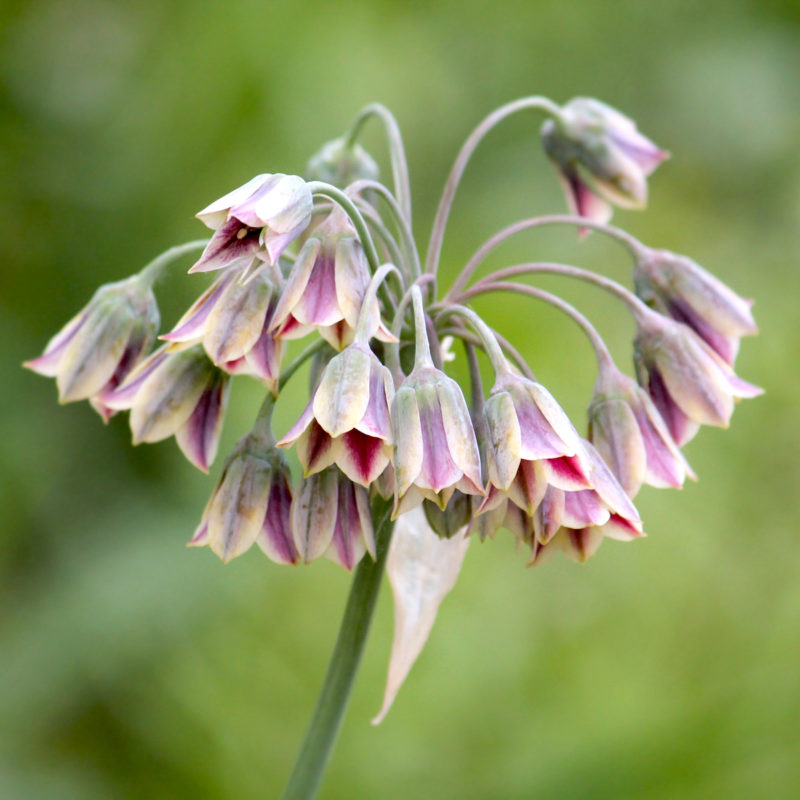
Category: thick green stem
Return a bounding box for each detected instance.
[281,496,395,800]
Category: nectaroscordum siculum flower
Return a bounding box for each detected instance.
[391,287,484,516]
[190,397,297,565]
[101,344,230,472]
[25,95,764,798]
[161,264,284,391]
[277,265,398,486]
[24,240,207,421]
[190,173,314,273]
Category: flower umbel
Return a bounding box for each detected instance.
[26,95,763,795]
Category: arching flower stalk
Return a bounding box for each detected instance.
[26,95,761,800]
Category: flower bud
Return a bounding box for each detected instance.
[270,209,394,349]
[423,491,472,539]
[162,267,283,390]
[278,342,395,486]
[588,360,694,496]
[102,345,230,471]
[634,310,762,446]
[191,173,313,272]
[306,138,379,189]
[191,436,297,564]
[291,468,375,570]
[633,248,757,365]
[25,276,159,418]
[542,98,668,222]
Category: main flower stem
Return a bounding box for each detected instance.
[281,496,395,800]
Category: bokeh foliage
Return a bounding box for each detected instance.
[2,0,799,797]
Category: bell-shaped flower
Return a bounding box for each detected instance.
[588,358,695,497]
[482,370,591,516]
[634,308,762,446]
[392,365,484,515]
[290,467,375,570]
[633,247,758,366]
[278,341,395,487]
[101,344,230,471]
[25,275,159,421]
[191,173,313,273]
[306,137,380,189]
[541,97,668,223]
[190,434,297,565]
[528,443,644,565]
[162,267,283,391]
[269,208,394,349]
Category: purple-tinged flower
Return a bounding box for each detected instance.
[306,138,380,189]
[291,467,375,570]
[25,276,159,421]
[162,267,283,390]
[190,174,313,273]
[588,359,695,497]
[528,443,644,564]
[482,371,591,516]
[278,342,395,486]
[101,345,230,471]
[392,366,484,516]
[190,435,297,564]
[634,309,762,446]
[269,209,394,350]
[542,98,668,223]
[633,248,758,366]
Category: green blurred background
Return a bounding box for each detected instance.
[2,0,799,797]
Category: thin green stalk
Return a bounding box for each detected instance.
[345,103,412,222]
[137,239,209,286]
[446,214,645,301]
[281,496,395,800]
[424,96,562,276]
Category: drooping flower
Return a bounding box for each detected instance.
[269,208,395,349]
[482,370,591,516]
[290,467,375,570]
[588,358,694,497]
[101,345,230,471]
[24,275,159,421]
[278,341,395,486]
[527,443,644,565]
[633,247,758,366]
[541,97,668,223]
[392,365,484,515]
[190,173,313,273]
[162,267,283,390]
[190,434,297,565]
[634,308,762,446]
